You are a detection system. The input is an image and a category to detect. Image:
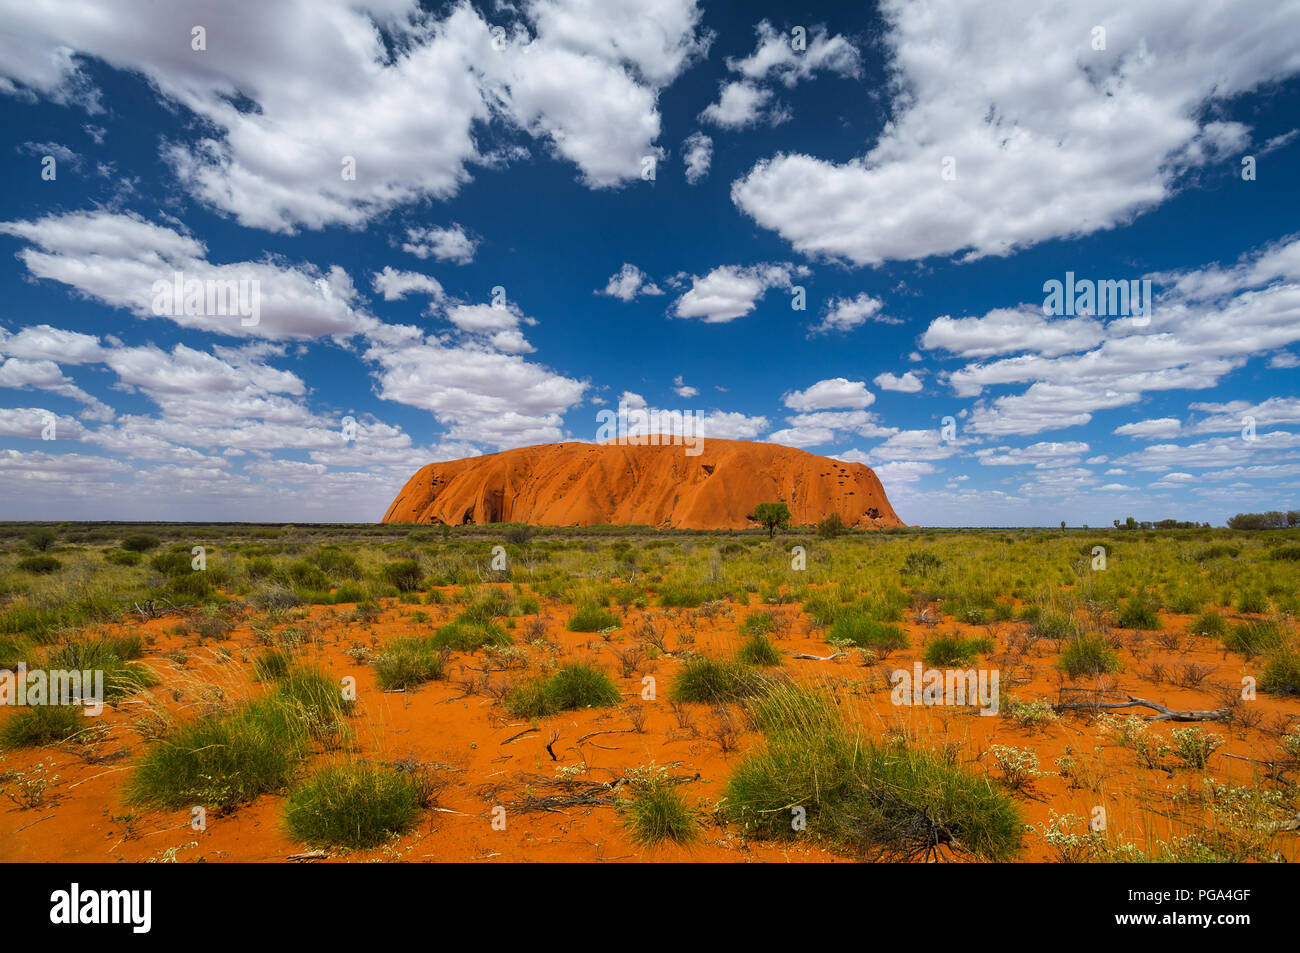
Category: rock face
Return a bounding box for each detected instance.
[382,439,906,529]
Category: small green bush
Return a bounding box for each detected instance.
[737,634,782,667]
[567,606,619,632]
[16,555,61,574]
[1224,621,1286,658]
[923,634,995,668]
[0,704,84,748]
[1117,600,1160,630]
[504,663,621,718]
[1059,634,1121,678]
[620,773,698,847]
[373,637,446,690]
[669,657,767,703]
[429,620,509,652]
[284,762,426,849]
[827,612,908,653]
[380,559,424,593]
[1188,611,1226,638]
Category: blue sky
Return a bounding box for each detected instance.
[0,0,1298,526]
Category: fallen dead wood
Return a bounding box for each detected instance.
[576,729,635,744]
[1053,695,1231,722]
[791,652,847,661]
[500,727,539,745]
[287,850,327,862]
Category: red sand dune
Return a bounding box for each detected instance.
[382,439,906,529]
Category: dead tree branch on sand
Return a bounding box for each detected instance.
[1053,695,1231,722]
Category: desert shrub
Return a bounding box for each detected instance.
[801,595,840,627]
[158,572,215,600]
[1170,726,1224,769]
[104,550,141,567]
[619,768,697,847]
[23,529,57,551]
[658,581,728,608]
[279,560,330,591]
[816,513,847,539]
[1059,634,1121,678]
[504,663,620,717]
[669,657,767,703]
[284,762,426,849]
[1117,600,1161,630]
[567,606,619,632]
[373,637,446,690]
[429,620,509,652]
[121,534,160,552]
[900,550,941,576]
[737,634,782,667]
[923,634,995,668]
[739,611,777,636]
[249,583,303,612]
[128,668,352,810]
[1223,621,1286,658]
[1270,545,1300,562]
[1259,649,1300,697]
[453,590,520,626]
[379,559,423,593]
[244,556,276,579]
[16,555,60,574]
[1235,590,1270,614]
[149,549,192,576]
[1188,611,1227,638]
[309,546,361,579]
[0,635,33,671]
[827,611,908,653]
[1194,544,1239,562]
[723,684,1023,861]
[253,647,293,682]
[1165,589,1204,614]
[44,638,157,700]
[0,704,84,748]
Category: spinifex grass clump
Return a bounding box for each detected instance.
[724,684,1023,861]
[1188,610,1227,638]
[737,634,782,667]
[658,580,729,608]
[379,559,423,593]
[669,657,769,703]
[566,605,619,632]
[739,611,777,636]
[505,663,621,718]
[1259,648,1300,696]
[1224,620,1287,658]
[16,555,60,574]
[1059,634,1121,678]
[44,638,158,701]
[922,634,995,668]
[1117,599,1161,630]
[252,646,293,682]
[372,636,446,690]
[827,609,908,653]
[0,704,85,749]
[128,668,352,811]
[429,619,509,651]
[619,765,698,848]
[283,761,428,849]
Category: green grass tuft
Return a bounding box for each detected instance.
[504,663,621,718]
[283,761,427,849]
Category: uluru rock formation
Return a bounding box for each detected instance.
[383,439,905,530]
